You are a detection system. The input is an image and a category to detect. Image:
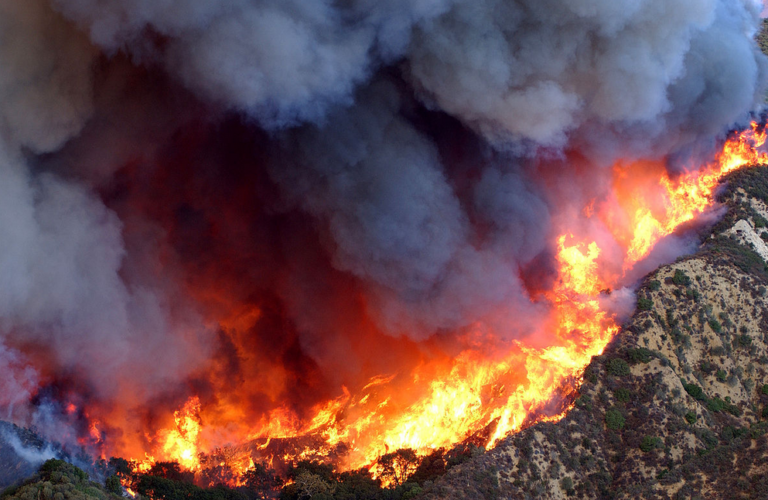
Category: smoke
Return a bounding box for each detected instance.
[0,343,38,421]
[269,83,549,337]
[0,429,58,466]
[0,0,764,458]
[0,0,96,154]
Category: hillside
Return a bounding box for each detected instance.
[419,166,768,499]
[0,459,119,500]
[0,423,54,491]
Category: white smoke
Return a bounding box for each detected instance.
[0,429,58,465]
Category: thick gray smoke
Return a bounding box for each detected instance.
[0,0,765,454]
[270,82,550,337]
[0,0,211,414]
[49,0,767,145]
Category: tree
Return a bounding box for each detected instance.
[241,462,283,499]
[758,19,768,55]
[105,475,123,496]
[605,409,625,430]
[148,461,194,483]
[294,471,334,499]
[376,449,420,487]
[672,269,691,286]
[637,297,653,311]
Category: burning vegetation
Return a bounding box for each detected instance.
[16,122,763,500]
[1,1,768,499]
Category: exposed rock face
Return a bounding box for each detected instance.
[421,167,768,499]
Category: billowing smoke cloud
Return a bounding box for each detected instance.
[0,0,764,460]
[269,82,549,337]
[0,0,94,153]
[0,0,212,431]
[48,0,766,147]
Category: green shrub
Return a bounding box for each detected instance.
[707,398,725,412]
[684,412,697,425]
[560,477,574,493]
[707,397,742,416]
[761,384,768,396]
[626,347,654,364]
[672,269,692,286]
[105,476,121,496]
[711,346,726,356]
[755,214,768,228]
[686,288,701,301]
[640,436,663,452]
[721,426,747,442]
[575,395,592,411]
[605,409,625,430]
[684,383,706,400]
[716,370,727,382]
[606,358,630,377]
[649,280,661,291]
[708,319,722,333]
[666,309,678,327]
[738,334,752,347]
[637,297,653,311]
[700,429,718,449]
[614,388,631,403]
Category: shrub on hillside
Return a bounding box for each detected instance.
[605,409,625,430]
[606,358,630,377]
[640,436,663,452]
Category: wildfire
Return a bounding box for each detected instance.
[611,122,768,266]
[131,397,202,475]
[110,121,765,487]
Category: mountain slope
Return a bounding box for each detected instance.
[0,423,53,491]
[0,459,119,500]
[420,166,768,499]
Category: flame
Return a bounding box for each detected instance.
[129,232,618,480]
[131,397,203,475]
[609,122,768,267]
[103,121,765,487]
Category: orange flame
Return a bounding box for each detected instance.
[610,122,768,267]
